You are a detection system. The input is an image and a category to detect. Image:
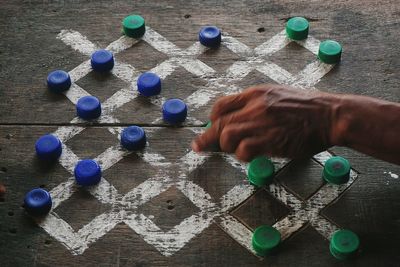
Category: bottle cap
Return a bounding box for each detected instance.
[76,96,102,120]
[35,134,62,161]
[91,49,114,72]
[248,157,275,187]
[199,26,222,47]
[122,14,146,38]
[24,188,52,216]
[162,99,188,124]
[318,40,342,64]
[252,225,281,256]
[323,156,351,185]
[121,126,147,150]
[330,229,360,260]
[74,159,102,186]
[137,72,161,96]
[286,17,309,40]
[47,70,71,93]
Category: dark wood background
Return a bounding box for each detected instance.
[0,0,399,266]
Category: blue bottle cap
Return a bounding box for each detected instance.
[162,99,188,124]
[24,188,52,216]
[47,70,71,93]
[35,134,62,161]
[74,159,102,186]
[76,96,102,120]
[121,126,147,151]
[199,26,222,48]
[137,72,161,96]
[91,49,114,72]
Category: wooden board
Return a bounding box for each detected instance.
[0,0,399,266]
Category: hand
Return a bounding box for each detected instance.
[192,84,340,162]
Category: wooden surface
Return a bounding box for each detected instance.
[1,0,400,266]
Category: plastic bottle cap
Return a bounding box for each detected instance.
[252,225,281,256]
[162,99,188,124]
[74,159,102,186]
[323,156,350,185]
[121,126,147,151]
[318,40,342,64]
[91,49,114,72]
[248,157,275,187]
[137,72,161,96]
[286,17,309,40]
[47,70,71,93]
[76,96,102,120]
[122,14,146,38]
[24,188,52,216]
[35,134,62,161]
[330,229,360,260]
[199,26,222,48]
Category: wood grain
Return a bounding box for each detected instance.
[0,0,399,266]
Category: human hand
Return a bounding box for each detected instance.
[191,84,339,162]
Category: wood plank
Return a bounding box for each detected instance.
[0,1,398,125]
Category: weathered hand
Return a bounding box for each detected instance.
[192,84,339,162]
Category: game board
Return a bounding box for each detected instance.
[1,1,400,266]
[34,23,358,256]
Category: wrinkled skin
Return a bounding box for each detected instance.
[192,84,400,165]
[192,84,336,161]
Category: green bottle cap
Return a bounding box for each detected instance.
[322,156,351,185]
[318,40,342,64]
[330,229,360,260]
[204,121,220,151]
[286,17,309,40]
[247,157,275,187]
[122,15,146,38]
[252,225,281,256]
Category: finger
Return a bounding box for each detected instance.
[210,92,249,121]
[191,119,221,152]
[192,109,251,152]
[219,121,270,153]
[196,95,266,153]
[234,129,280,162]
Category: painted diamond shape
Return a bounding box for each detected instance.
[34,21,356,259]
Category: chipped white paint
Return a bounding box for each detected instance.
[68,60,92,82]
[295,35,321,55]
[106,35,140,53]
[218,215,255,253]
[57,30,98,56]
[38,22,348,257]
[63,83,91,105]
[384,171,399,179]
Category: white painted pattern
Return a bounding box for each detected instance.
[36,23,359,257]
